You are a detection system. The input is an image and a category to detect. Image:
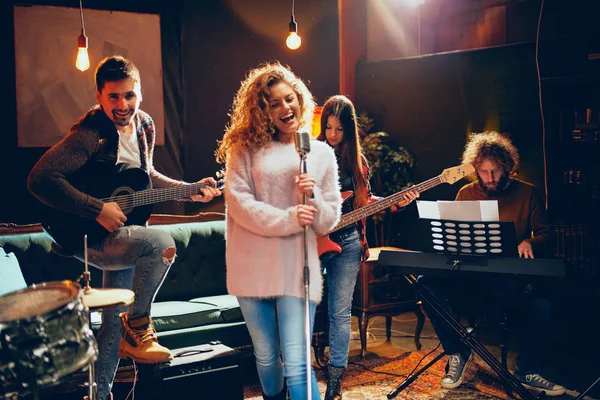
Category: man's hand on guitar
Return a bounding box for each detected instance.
[518,240,534,259]
[96,202,127,233]
[390,189,420,212]
[190,177,222,202]
[295,174,315,204]
[297,204,317,227]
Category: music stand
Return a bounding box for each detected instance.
[414,218,519,258]
[386,218,544,400]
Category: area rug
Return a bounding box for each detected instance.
[244,348,583,399]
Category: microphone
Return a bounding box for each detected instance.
[294,130,311,159]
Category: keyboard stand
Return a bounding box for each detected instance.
[387,273,544,400]
[576,376,600,400]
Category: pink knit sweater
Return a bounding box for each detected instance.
[224,140,341,304]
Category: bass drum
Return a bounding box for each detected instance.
[0,280,97,394]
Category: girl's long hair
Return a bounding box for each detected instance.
[317,95,368,209]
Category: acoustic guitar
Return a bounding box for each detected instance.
[41,167,224,254]
[317,163,475,257]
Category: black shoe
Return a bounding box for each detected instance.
[441,351,473,389]
[324,365,345,400]
[262,383,288,400]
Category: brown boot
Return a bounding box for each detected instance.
[118,312,172,363]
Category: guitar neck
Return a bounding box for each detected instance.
[104,182,212,208]
[322,175,444,235]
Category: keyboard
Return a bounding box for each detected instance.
[377,249,566,278]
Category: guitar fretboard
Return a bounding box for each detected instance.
[103,182,213,209]
[322,175,443,236]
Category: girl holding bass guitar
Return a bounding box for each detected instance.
[316,95,419,400]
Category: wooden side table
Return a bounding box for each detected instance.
[351,247,424,358]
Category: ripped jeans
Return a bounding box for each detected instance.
[74,226,176,400]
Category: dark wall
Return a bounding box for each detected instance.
[356,43,545,203]
[180,0,339,215]
[354,0,600,252]
[355,41,599,251]
[0,0,339,223]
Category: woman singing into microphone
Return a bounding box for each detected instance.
[215,61,341,400]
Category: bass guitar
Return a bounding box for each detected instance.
[317,163,475,257]
[41,167,224,254]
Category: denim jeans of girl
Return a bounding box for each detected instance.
[74,226,175,400]
[319,229,362,368]
[238,296,320,400]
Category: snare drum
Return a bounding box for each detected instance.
[0,281,98,392]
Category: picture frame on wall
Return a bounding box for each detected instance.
[13,5,164,148]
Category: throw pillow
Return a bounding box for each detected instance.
[0,248,27,297]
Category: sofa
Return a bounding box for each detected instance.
[0,212,329,383]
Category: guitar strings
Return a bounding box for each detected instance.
[324,176,443,235]
[100,182,214,207]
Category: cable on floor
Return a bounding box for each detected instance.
[347,341,443,379]
[368,327,438,340]
[125,359,137,400]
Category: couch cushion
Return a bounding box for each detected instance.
[151,301,223,332]
[153,221,226,302]
[0,248,27,296]
[189,294,243,323]
[155,321,251,350]
[0,233,102,288]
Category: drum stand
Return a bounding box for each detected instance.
[82,235,98,400]
[79,235,133,400]
[84,361,97,400]
[576,376,600,400]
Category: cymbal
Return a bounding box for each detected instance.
[82,287,135,310]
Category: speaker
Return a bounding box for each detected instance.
[135,343,243,400]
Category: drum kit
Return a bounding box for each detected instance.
[0,236,135,400]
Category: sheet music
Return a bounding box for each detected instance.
[417,200,499,221]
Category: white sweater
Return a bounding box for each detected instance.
[224,139,342,303]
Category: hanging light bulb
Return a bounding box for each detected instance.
[76,29,90,71]
[75,0,90,71]
[286,0,301,50]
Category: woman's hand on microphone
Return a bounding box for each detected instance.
[296,204,317,227]
[295,174,315,203]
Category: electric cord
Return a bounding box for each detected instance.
[347,341,443,379]
[535,0,548,208]
[367,327,438,340]
[125,359,137,400]
[391,316,419,323]
[400,341,443,379]
[317,340,444,381]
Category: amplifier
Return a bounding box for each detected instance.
[136,343,244,400]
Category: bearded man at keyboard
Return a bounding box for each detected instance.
[418,131,565,396]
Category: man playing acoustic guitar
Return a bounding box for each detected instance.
[27,55,221,400]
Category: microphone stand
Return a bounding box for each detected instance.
[299,155,312,400]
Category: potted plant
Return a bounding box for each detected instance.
[359,112,417,248]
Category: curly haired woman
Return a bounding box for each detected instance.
[216,61,342,400]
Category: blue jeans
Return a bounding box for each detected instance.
[238,296,320,400]
[319,229,362,368]
[74,226,175,400]
[417,275,551,374]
